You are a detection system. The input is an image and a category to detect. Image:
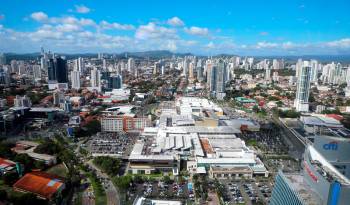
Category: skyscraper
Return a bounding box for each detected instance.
[90,67,101,91]
[127,58,135,73]
[33,65,41,80]
[48,56,68,83]
[265,67,271,81]
[215,59,226,93]
[0,53,6,65]
[294,60,311,112]
[108,74,122,89]
[74,57,84,73]
[271,146,350,205]
[71,70,81,90]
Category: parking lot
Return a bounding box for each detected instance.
[87,132,137,158]
[125,176,193,204]
[220,179,272,205]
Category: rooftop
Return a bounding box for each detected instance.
[13,172,64,200]
[284,172,322,205]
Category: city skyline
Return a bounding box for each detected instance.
[1,0,350,55]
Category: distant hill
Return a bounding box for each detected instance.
[119,50,194,58]
[3,51,350,63]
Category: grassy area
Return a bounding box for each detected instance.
[46,163,68,178]
[126,172,167,179]
[246,139,258,147]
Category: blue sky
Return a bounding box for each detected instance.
[0,0,350,55]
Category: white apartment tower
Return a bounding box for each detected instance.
[294,61,312,112]
[71,70,81,90]
[90,67,101,92]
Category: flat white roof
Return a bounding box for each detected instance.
[197,157,256,165]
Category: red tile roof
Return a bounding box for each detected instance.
[13,172,64,200]
[326,114,344,121]
[0,157,16,169]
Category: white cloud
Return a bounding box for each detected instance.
[256,41,278,49]
[75,5,91,14]
[165,40,177,51]
[56,24,81,32]
[184,26,209,36]
[80,18,96,26]
[206,41,215,49]
[326,38,350,48]
[99,20,134,30]
[167,17,184,27]
[282,41,297,49]
[30,12,48,22]
[135,22,177,40]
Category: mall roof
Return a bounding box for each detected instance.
[13,172,64,199]
[301,115,343,128]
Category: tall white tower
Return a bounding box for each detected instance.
[71,70,81,90]
[294,60,312,112]
[90,68,101,92]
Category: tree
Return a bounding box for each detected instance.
[162,175,172,184]
[14,154,34,172]
[34,139,60,155]
[11,193,47,205]
[0,190,7,201]
[85,120,101,135]
[93,156,120,176]
[114,175,132,191]
[0,142,14,158]
[2,172,19,185]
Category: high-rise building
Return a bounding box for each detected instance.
[310,60,318,83]
[197,66,204,81]
[53,91,65,106]
[90,67,101,91]
[270,146,350,205]
[0,53,6,65]
[270,170,322,205]
[108,74,122,89]
[207,59,227,98]
[0,68,10,86]
[189,62,195,79]
[71,70,81,90]
[294,61,311,112]
[74,57,84,73]
[265,67,271,81]
[13,95,32,108]
[127,58,135,73]
[48,56,68,83]
[33,65,42,80]
[215,59,226,93]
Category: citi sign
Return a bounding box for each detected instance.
[323,141,338,151]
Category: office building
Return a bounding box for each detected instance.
[270,146,350,205]
[108,74,122,89]
[127,58,135,73]
[48,56,68,83]
[294,61,311,112]
[74,57,84,73]
[90,67,101,92]
[0,69,10,86]
[70,70,81,89]
[0,53,6,65]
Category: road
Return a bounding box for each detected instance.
[87,160,120,205]
[82,183,95,205]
